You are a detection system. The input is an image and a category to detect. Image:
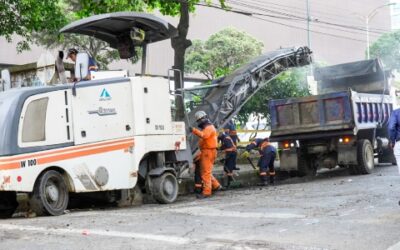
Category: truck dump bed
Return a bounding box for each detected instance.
[270,91,353,138]
[269,91,393,140]
[314,59,388,95]
[270,59,393,141]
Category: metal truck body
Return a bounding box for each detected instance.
[0,12,193,217]
[0,76,186,192]
[0,11,313,217]
[270,59,395,176]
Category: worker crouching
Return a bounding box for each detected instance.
[190,111,223,199]
[243,138,276,186]
[218,132,238,188]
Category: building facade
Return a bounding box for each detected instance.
[0,0,393,77]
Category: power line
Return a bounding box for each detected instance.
[197,3,368,43]
[248,9,382,37]
[251,16,367,43]
[227,0,389,34]
[234,3,383,37]
[245,0,390,32]
[248,0,358,21]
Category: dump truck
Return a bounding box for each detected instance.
[269,59,395,176]
[0,12,312,217]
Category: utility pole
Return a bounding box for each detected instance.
[366,17,370,59]
[306,0,311,49]
[361,3,396,59]
[306,0,314,80]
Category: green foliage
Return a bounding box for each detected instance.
[185,28,264,80]
[34,0,225,69]
[75,0,225,20]
[4,0,226,69]
[0,0,67,52]
[34,0,145,69]
[74,0,146,17]
[236,67,311,125]
[146,0,225,16]
[369,30,400,70]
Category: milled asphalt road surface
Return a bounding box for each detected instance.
[1,164,400,250]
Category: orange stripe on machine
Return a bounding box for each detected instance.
[0,138,134,163]
[0,139,135,170]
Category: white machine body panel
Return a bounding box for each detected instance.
[0,77,187,193]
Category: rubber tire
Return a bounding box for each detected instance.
[151,172,178,204]
[29,170,69,216]
[297,155,316,177]
[354,139,375,175]
[0,192,18,218]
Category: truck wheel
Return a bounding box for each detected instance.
[356,139,375,175]
[29,170,69,216]
[151,172,178,204]
[298,155,316,177]
[0,192,18,218]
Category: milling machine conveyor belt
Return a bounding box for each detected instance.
[185,46,313,153]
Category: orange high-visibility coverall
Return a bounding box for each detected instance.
[192,124,221,196]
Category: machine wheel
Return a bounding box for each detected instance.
[29,170,69,216]
[297,155,316,177]
[151,172,178,204]
[0,192,18,218]
[355,139,375,175]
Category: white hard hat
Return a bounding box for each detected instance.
[194,110,207,121]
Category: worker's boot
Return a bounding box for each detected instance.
[194,183,203,194]
[257,173,268,186]
[196,193,210,199]
[257,177,268,186]
[227,176,234,188]
[269,175,275,185]
[257,181,268,186]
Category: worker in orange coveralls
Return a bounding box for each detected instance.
[190,110,223,199]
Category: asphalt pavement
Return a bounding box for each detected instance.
[0,164,400,250]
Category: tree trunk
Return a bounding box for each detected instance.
[171,0,192,121]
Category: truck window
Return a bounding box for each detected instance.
[22,97,48,142]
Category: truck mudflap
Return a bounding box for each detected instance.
[280,148,298,172]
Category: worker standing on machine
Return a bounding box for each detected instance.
[242,138,276,186]
[67,48,98,80]
[190,111,223,199]
[218,132,237,188]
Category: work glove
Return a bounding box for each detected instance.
[241,151,250,159]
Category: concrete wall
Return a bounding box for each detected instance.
[0,0,393,77]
